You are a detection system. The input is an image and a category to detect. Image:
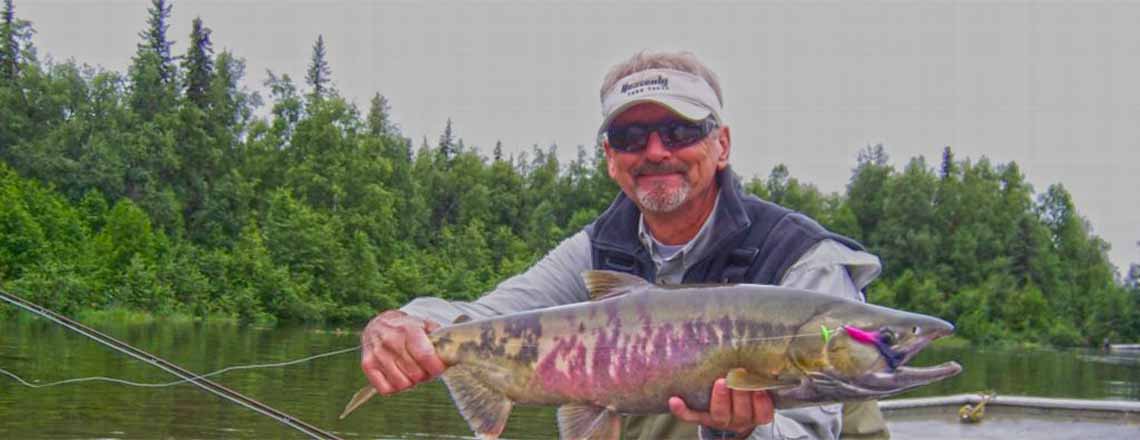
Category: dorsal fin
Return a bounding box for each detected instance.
[581,270,651,301]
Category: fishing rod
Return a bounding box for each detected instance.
[0,288,344,440]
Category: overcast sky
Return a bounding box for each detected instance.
[19,0,1140,274]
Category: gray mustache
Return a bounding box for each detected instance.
[633,162,688,176]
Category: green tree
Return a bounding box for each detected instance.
[94,198,158,271]
[129,0,176,119]
[305,34,331,100]
[225,223,307,323]
[0,0,19,81]
[366,92,395,136]
[182,16,213,109]
[876,156,938,278]
[264,70,302,143]
[438,118,456,161]
[846,144,891,243]
[0,0,34,163]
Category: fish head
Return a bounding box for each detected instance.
[787,304,962,403]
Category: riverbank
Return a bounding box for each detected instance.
[3,305,243,327]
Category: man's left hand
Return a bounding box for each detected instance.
[669,378,775,437]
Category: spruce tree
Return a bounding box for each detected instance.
[366,92,392,136]
[183,16,213,108]
[0,0,16,81]
[305,34,331,99]
[939,146,957,179]
[438,118,455,161]
[140,0,174,84]
[0,0,32,82]
[129,0,176,118]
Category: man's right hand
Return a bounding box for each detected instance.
[360,310,447,395]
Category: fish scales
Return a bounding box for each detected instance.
[434,284,827,413]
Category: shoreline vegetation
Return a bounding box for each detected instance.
[1,1,1138,347]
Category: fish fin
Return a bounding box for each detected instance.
[557,403,621,440]
[582,270,650,301]
[454,314,472,324]
[441,365,514,438]
[725,368,800,391]
[338,385,377,419]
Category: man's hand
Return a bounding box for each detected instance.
[360,310,447,395]
[669,378,775,437]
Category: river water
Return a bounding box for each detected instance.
[1,316,1137,439]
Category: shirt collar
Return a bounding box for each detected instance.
[638,189,722,266]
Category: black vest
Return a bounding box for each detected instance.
[586,167,864,285]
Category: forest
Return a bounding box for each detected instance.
[1,0,1137,346]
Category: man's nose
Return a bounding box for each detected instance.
[643,132,671,162]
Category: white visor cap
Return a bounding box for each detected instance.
[599,68,724,137]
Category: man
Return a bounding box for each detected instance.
[359,51,889,439]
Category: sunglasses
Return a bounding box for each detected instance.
[606,117,718,153]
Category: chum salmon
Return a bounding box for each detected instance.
[342,270,962,439]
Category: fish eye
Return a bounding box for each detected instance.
[912,326,921,335]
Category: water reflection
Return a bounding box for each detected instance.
[1,317,1137,438]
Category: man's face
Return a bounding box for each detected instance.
[604,103,731,214]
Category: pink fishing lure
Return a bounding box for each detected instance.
[843,325,880,345]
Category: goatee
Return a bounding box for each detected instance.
[631,162,691,213]
[637,181,690,213]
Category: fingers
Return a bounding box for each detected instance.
[408,331,447,377]
[732,388,753,426]
[668,379,736,427]
[709,378,733,427]
[752,390,774,425]
[373,339,414,392]
[392,341,429,383]
[668,377,775,434]
[668,396,702,423]
[359,310,445,396]
[362,357,392,394]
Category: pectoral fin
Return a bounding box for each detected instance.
[441,365,514,439]
[338,385,377,419]
[557,403,620,440]
[725,368,800,391]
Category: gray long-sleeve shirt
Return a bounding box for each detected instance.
[401,225,882,440]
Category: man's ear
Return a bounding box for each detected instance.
[715,126,731,170]
[603,140,618,179]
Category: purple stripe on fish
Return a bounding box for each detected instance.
[535,316,735,400]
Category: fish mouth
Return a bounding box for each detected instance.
[810,360,961,401]
[861,361,963,392]
[895,334,937,368]
[892,321,955,370]
[865,323,961,391]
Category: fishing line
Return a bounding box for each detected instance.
[474,327,843,348]
[0,345,361,388]
[0,288,344,440]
